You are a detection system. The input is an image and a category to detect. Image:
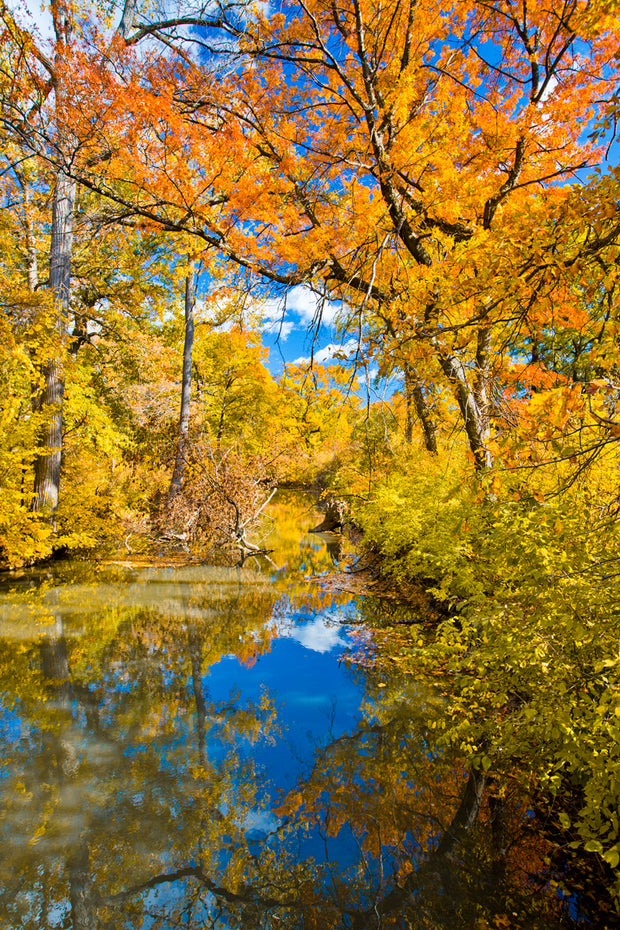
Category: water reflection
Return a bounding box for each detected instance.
[0,494,579,928]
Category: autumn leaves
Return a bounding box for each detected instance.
[1,0,620,542]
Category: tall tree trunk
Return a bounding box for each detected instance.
[404,363,437,452]
[168,259,196,504]
[435,347,492,470]
[425,297,491,469]
[15,167,41,504]
[31,0,132,517]
[473,324,492,450]
[31,170,76,514]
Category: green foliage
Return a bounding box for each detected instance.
[352,457,620,897]
[193,328,283,454]
[353,451,482,601]
[0,299,55,565]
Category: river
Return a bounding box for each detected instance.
[0,492,599,928]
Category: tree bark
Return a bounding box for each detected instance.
[435,347,492,470]
[168,259,196,503]
[473,324,492,453]
[32,170,76,514]
[30,0,136,517]
[404,363,438,452]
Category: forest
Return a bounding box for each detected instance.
[1,0,620,920]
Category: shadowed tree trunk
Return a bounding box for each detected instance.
[404,362,438,452]
[168,258,196,504]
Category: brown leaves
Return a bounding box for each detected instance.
[158,441,274,557]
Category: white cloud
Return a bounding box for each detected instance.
[262,318,295,340]
[285,285,340,326]
[241,808,280,837]
[290,618,346,654]
[292,338,359,366]
[256,297,296,340]
[193,285,342,344]
[279,616,347,654]
[268,614,347,654]
[14,0,239,62]
[10,0,54,43]
[253,286,341,339]
[539,74,559,104]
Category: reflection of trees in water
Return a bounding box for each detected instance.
[1,602,572,930]
[270,701,574,930]
[356,594,425,626]
[0,574,284,929]
[0,509,578,930]
[325,534,342,564]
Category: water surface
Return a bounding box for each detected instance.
[0,493,589,928]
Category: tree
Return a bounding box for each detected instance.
[43,0,617,470]
[0,0,251,524]
[168,256,198,503]
[0,147,188,565]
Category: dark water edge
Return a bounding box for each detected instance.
[0,491,617,930]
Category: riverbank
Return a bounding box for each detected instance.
[318,465,620,922]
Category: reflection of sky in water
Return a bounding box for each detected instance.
[205,624,361,785]
[129,616,366,928]
[0,521,371,919]
[280,613,348,653]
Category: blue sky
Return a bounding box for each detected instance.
[196,282,363,373]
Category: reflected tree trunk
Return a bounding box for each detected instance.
[351,768,488,929]
[489,786,508,883]
[435,768,487,858]
[189,631,207,763]
[69,845,99,930]
[40,613,71,702]
[39,609,101,927]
